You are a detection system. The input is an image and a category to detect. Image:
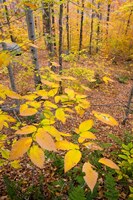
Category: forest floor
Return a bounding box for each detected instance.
[0,51,133,200]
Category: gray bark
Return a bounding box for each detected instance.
[25,6,42,89]
[106,2,111,36]
[125,9,133,35]
[79,0,85,52]
[59,1,63,94]
[122,86,133,125]
[66,0,70,53]
[89,0,95,54]
[2,42,17,92]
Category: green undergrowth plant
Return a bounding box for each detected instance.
[3,175,45,200]
[104,171,119,200]
[116,142,133,199]
[0,69,122,196]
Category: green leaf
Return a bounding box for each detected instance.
[69,186,86,200]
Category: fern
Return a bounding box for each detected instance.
[104,173,119,200]
[68,186,86,200]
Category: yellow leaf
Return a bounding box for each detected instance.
[35,90,48,98]
[0,101,4,105]
[79,100,90,109]
[55,108,66,124]
[0,120,4,131]
[48,88,58,97]
[56,140,79,150]
[103,76,114,84]
[22,94,38,101]
[9,137,32,160]
[92,111,118,126]
[43,100,57,109]
[29,145,45,169]
[55,96,61,103]
[61,76,76,80]
[20,104,37,116]
[15,125,37,135]
[64,108,74,113]
[78,131,96,143]
[82,162,98,192]
[26,101,41,109]
[81,85,91,92]
[75,106,84,116]
[99,158,120,170]
[79,120,94,132]
[65,88,75,99]
[36,129,56,152]
[42,126,62,140]
[24,2,37,9]
[42,80,58,88]
[6,91,21,99]
[10,160,21,169]
[83,142,103,151]
[64,150,82,172]
[41,119,55,126]
[0,52,10,68]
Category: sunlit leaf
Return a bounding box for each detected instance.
[83,142,103,151]
[78,131,96,143]
[61,76,76,80]
[54,96,61,103]
[64,150,82,172]
[48,88,58,97]
[24,2,37,9]
[10,160,21,169]
[0,101,4,105]
[56,140,79,150]
[36,129,56,152]
[82,162,98,192]
[42,126,62,140]
[15,125,37,135]
[9,137,32,160]
[103,76,114,84]
[22,94,38,101]
[42,80,58,88]
[41,119,55,125]
[0,52,10,68]
[75,106,84,116]
[99,158,120,170]
[79,120,94,132]
[20,104,37,116]
[26,101,41,109]
[6,91,21,99]
[1,149,10,159]
[65,88,75,99]
[92,111,118,126]
[44,100,57,109]
[79,100,90,109]
[29,145,45,168]
[35,90,48,98]
[55,108,66,123]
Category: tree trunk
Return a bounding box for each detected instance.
[51,3,56,52]
[122,86,133,125]
[3,0,15,42]
[79,0,85,52]
[59,1,63,93]
[89,0,94,55]
[42,1,53,56]
[96,2,101,53]
[25,6,42,89]
[106,1,111,36]
[125,9,133,35]
[66,0,70,53]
